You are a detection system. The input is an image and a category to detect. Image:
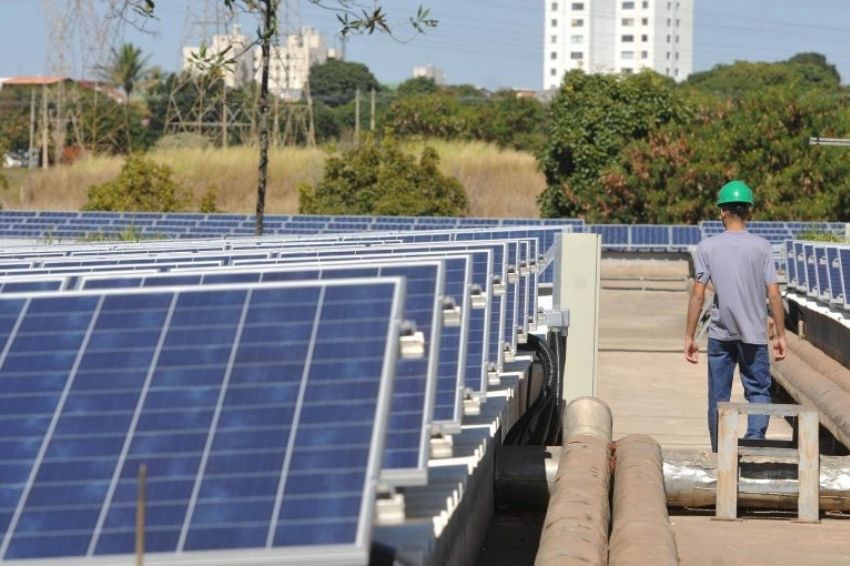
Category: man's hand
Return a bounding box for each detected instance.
[773,335,787,361]
[684,337,699,364]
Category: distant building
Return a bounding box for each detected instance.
[544,0,694,90]
[182,26,255,88]
[412,64,447,85]
[261,27,329,101]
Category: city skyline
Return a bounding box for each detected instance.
[1,0,849,90]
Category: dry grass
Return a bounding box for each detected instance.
[1,141,545,217]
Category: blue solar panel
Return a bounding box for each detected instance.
[826,246,844,306]
[0,276,66,294]
[784,240,797,286]
[794,242,807,292]
[78,263,447,484]
[803,243,818,297]
[814,246,830,301]
[840,248,850,311]
[229,243,498,397]
[0,279,402,563]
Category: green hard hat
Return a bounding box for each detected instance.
[717,180,754,206]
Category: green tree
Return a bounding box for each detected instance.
[479,91,545,151]
[600,84,850,223]
[537,70,691,219]
[299,133,468,216]
[309,60,380,107]
[397,76,438,97]
[84,153,191,212]
[98,43,152,102]
[684,53,841,98]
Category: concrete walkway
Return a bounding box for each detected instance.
[596,287,850,565]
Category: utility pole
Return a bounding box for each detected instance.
[370,88,376,131]
[354,87,361,142]
[41,84,49,169]
[221,80,228,148]
[28,90,36,169]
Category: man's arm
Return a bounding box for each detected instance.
[767,282,787,361]
[684,281,706,364]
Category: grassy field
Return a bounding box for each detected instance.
[1,140,545,218]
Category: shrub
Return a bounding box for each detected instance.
[299,134,468,216]
[198,186,220,213]
[83,153,191,212]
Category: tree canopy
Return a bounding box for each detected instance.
[309,59,381,106]
[539,53,850,222]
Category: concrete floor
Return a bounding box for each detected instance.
[598,287,850,565]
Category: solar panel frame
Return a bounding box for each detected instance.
[793,242,807,293]
[803,243,818,298]
[814,245,831,302]
[839,247,850,311]
[826,245,845,307]
[784,240,797,287]
[0,278,405,566]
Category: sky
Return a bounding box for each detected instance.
[1,0,849,91]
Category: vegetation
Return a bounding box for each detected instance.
[2,141,540,217]
[83,153,191,212]
[540,53,850,222]
[310,60,381,107]
[299,134,468,216]
[98,43,153,101]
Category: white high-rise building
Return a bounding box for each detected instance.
[544,0,694,90]
[182,27,255,88]
[261,27,329,101]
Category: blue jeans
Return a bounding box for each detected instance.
[707,338,772,452]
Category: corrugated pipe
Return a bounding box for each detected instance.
[535,398,613,566]
[609,435,679,566]
[664,449,850,511]
[770,333,850,450]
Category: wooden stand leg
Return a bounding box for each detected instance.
[797,411,820,523]
[716,406,739,520]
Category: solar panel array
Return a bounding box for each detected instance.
[785,239,850,311]
[1,211,845,254]
[0,223,568,565]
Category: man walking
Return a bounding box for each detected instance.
[684,180,787,452]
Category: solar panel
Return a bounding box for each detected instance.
[78,262,449,484]
[826,246,845,306]
[840,248,850,311]
[814,246,830,301]
[225,243,498,397]
[793,242,807,292]
[0,275,67,294]
[803,243,818,297]
[0,279,403,564]
[784,240,797,286]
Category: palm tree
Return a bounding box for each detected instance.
[99,43,151,103]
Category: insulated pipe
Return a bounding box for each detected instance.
[664,449,850,511]
[535,398,613,566]
[770,333,850,450]
[609,435,678,566]
[562,396,613,442]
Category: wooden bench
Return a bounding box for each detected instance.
[716,402,819,522]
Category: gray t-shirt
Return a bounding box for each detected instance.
[693,230,777,345]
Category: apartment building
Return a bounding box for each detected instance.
[544,0,694,89]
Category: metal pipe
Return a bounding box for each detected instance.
[536,398,613,566]
[562,396,612,442]
[664,449,850,511]
[609,435,678,566]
